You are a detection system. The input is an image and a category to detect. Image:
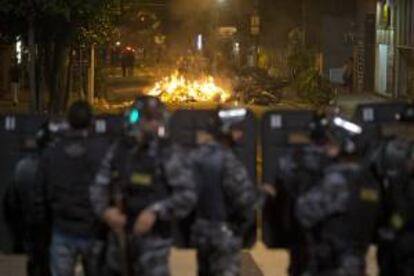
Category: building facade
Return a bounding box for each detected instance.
[375,0,414,98]
[354,0,376,93]
[394,0,414,98]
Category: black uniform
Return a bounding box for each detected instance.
[274,144,331,276]
[370,137,414,276]
[35,130,109,276]
[190,142,260,276]
[90,137,196,276]
[296,162,380,275]
[5,152,51,276]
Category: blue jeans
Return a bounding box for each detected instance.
[50,228,104,276]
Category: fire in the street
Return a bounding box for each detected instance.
[147,72,231,103]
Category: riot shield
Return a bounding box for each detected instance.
[169,109,213,149]
[353,102,407,125]
[91,114,124,158]
[169,109,257,248]
[353,102,408,153]
[92,114,124,138]
[261,110,315,249]
[0,114,48,253]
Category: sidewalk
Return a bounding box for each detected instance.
[335,92,388,118]
[0,90,30,114]
[170,242,378,276]
[170,243,287,276]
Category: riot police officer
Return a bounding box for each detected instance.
[4,122,52,276]
[296,117,380,276]
[35,101,108,276]
[264,114,335,276]
[90,96,196,276]
[190,108,261,276]
[370,105,414,276]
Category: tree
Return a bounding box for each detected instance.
[295,68,334,110]
[287,27,334,110]
[0,0,123,113]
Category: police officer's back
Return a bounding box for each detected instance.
[369,105,414,276]
[190,108,261,276]
[36,101,108,276]
[270,116,334,276]
[296,118,380,276]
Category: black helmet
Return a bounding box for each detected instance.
[329,116,363,155]
[125,96,169,137]
[126,96,167,125]
[200,107,248,137]
[216,107,247,135]
[199,112,221,137]
[67,101,92,130]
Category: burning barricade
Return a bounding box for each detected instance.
[147,72,231,103]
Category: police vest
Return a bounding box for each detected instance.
[388,172,414,232]
[113,139,170,233]
[193,144,227,222]
[321,164,380,255]
[293,145,331,196]
[376,138,414,232]
[47,133,109,236]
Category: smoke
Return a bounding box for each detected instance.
[170,0,212,19]
[168,0,213,54]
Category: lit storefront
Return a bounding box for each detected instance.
[375,0,414,97]
[375,0,394,95]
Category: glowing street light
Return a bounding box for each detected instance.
[16,37,22,64]
[196,34,203,51]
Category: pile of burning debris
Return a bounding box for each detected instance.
[147,72,231,103]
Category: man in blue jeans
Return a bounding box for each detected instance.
[35,101,109,276]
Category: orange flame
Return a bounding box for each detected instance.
[147,72,231,103]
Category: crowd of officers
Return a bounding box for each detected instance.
[3,95,414,276]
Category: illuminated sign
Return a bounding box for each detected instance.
[378,0,392,27]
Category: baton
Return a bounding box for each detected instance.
[114,192,131,276]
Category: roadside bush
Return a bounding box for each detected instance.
[294,67,335,110]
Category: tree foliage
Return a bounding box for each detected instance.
[79,5,118,47]
[0,0,123,112]
[295,68,334,110]
[287,27,334,110]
